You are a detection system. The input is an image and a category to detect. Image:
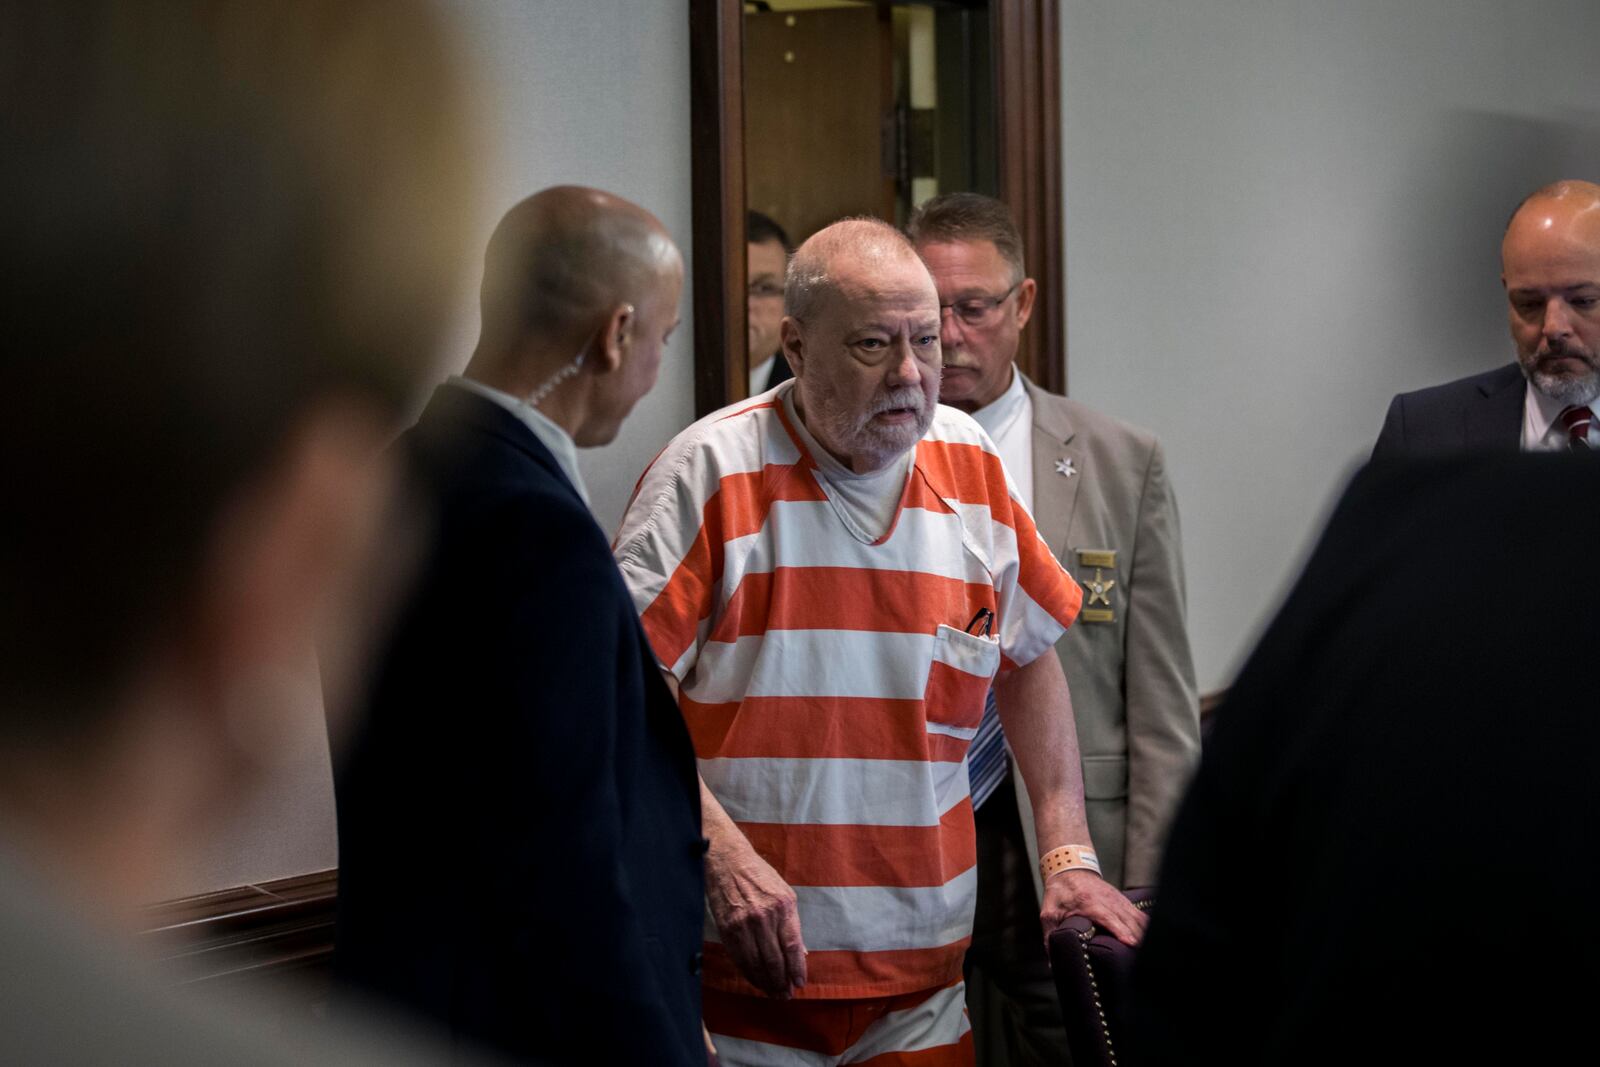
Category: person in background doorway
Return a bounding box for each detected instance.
[747,210,795,396]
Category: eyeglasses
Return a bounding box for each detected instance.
[940,281,1023,326]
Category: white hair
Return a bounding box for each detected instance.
[784,217,920,322]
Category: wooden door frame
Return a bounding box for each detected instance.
[688,0,1064,417]
[992,0,1064,396]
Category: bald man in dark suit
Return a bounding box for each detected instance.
[333,188,706,1065]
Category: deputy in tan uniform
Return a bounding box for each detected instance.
[910,193,1202,1067]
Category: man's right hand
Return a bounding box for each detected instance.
[705,833,808,998]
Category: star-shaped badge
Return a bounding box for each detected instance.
[1085,568,1116,606]
[1054,456,1077,478]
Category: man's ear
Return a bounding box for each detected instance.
[780,316,805,379]
[594,302,635,375]
[1014,277,1038,331]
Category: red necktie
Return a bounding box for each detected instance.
[1559,406,1595,450]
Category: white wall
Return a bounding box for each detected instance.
[1060,0,1600,690]
[445,0,697,536]
[163,0,693,898]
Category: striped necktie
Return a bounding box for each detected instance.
[967,687,1010,809]
[1560,405,1596,450]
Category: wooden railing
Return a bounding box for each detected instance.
[140,688,1228,1005]
[140,868,338,1018]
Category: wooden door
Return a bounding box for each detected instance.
[744,6,895,245]
[689,0,1065,415]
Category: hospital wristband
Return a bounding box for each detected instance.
[1039,844,1102,882]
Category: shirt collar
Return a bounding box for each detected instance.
[967,364,1028,443]
[749,354,777,398]
[445,375,590,506]
[1521,380,1598,452]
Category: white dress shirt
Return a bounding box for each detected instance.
[1521,382,1599,451]
[749,354,777,399]
[967,367,1035,511]
[446,375,590,506]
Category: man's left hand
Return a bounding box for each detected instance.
[1039,869,1147,947]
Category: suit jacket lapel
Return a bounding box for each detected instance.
[1464,363,1526,451]
[1023,375,1082,559]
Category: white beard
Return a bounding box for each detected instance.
[1521,349,1600,406]
[805,379,934,471]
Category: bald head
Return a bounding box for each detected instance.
[1502,180,1600,405]
[479,185,681,358]
[1505,180,1600,235]
[469,186,683,446]
[785,217,933,323]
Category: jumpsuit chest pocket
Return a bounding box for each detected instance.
[922,623,1002,735]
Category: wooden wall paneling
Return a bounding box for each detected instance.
[746,6,894,246]
[689,0,746,413]
[933,7,997,200]
[993,0,1065,394]
[141,869,338,1020]
[693,0,1064,408]
[877,2,897,225]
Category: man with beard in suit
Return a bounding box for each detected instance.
[1374,180,1600,456]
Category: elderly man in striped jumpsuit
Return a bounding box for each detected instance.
[615,218,1144,1066]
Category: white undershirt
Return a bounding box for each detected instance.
[1521,382,1599,451]
[782,385,913,542]
[966,367,1034,511]
[446,375,591,506]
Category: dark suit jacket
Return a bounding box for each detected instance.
[763,349,793,391]
[1133,453,1600,1064]
[332,386,705,1066]
[1372,362,1524,458]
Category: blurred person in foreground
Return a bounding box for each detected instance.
[909,192,1199,1067]
[1133,452,1600,1064]
[614,218,1146,1066]
[331,186,708,1066]
[1374,179,1600,456]
[0,0,477,1061]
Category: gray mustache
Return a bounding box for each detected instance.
[870,389,926,415]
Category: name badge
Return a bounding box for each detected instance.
[1076,548,1117,569]
[1074,549,1118,623]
